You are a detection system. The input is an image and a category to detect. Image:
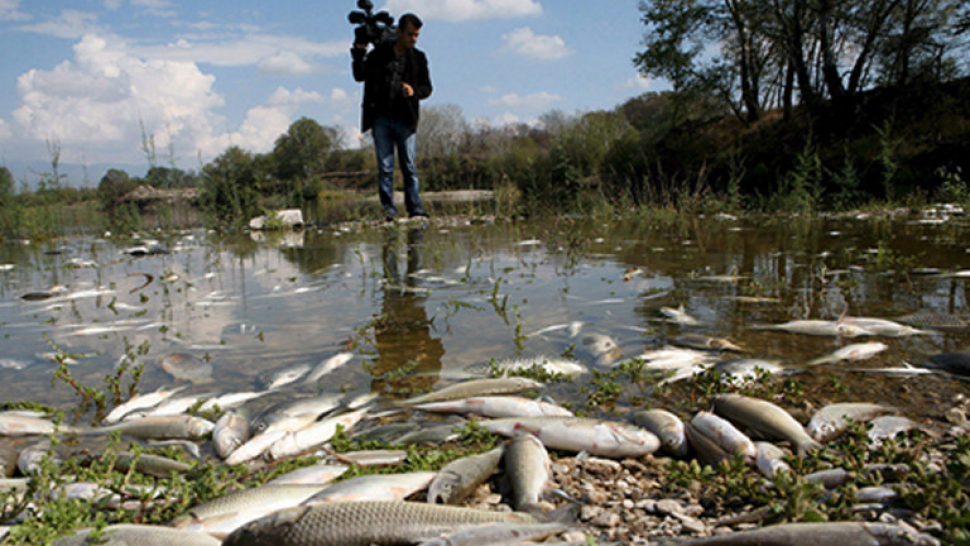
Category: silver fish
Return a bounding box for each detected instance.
[428,446,504,505]
[104,386,188,424]
[53,524,221,545]
[755,442,791,478]
[630,409,689,458]
[674,522,939,545]
[413,396,573,419]
[0,411,81,436]
[417,522,568,546]
[713,393,821,455]
[335,449,409,467]
[480,416,660,458]
[690,411,757,463]
[221,501,538,546]
[660,304,700,325]
[505,433,551,510]
[212,409,251,460]
[808,342,889,366]
[671,333,743,352]
[303,471,436,504]
[807,403,896,442]
[839,316,929,337]
[305,352,354,383]
[751,319,871,337]
[268,408,368,461]
[82,415,214,440]
[868,415,919,447]
[171,484,331,538]
[398,378,542,406]
[268,462,349,486]
[260,363,311,390]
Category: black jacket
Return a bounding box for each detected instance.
[352,43,432,133]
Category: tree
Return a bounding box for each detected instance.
[199,146,262,225]
[0,166,13,205]
[273,117,338,181]
[418,103,468,157]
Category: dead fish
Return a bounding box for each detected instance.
[171,484,332,539]
[751,319,871,337]
[505,434,551,511]
[397,378,542,406]
[480,416,660,458]
[712,358,786,383]
[81,415,214,440]
[673,521,939,545]
[259,363,311,390]
[412,395,573,419]
[158,353,213,384]
[895,310,967,330]
[839,316,929,337]
[712,393,821,455]
[417,522,568,546]
[304,352,354,383]
[690,411,757,464]
[302,471,436,504]
[111,451,193,477]
[53,524,221,545]
[755,442,791,479]
[868,415,919,447]
[807,403,897,442]
[0,443,17,477]
[926,351,970,378]
[630,409,689,458]
[212,409,251,460]
[660,304,700,325]
[0,411,82,436]
[808,341,888,366]
[268,462,349,486]
[221,501,538,546]
[428,446,504,505]
[670,333,743,352]
[335,449,409,467]
[268,409,369,461]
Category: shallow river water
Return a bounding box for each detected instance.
[0,211,968,427]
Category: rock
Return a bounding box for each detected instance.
[656,499,684,515]
[249,209,304,230]
[583,457,622,475]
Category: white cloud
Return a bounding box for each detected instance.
[0,118,11,140]
[132,34,347,67]
[257,51,315,76]
[502,27,570,60]
[102,0,123,10]
[18,10,103,39]
[12,34,225,163]
[0,0,29,21]
[383,0,542,22]
[624,73,652,90]
[488,91,563,110]
[267,87,326,107]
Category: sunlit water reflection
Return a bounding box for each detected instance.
[1,214,968,425]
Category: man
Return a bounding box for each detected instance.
[352,13,432,222]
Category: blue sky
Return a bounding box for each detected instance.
[0,0,659,181]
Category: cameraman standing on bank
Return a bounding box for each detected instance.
[351,12,432,222]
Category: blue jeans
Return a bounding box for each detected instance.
[373,116,425,217]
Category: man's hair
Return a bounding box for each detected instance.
[398,13,422,30]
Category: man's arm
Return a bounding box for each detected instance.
[412,50,432,100]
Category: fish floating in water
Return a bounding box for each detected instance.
[808,341,888,366]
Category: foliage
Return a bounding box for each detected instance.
[198,146,265,227]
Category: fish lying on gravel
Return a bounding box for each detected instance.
[480,416,661,458]
[755,442,791,478]
[505,433,552,511]
[428,446,504,505]
[268,462,349,486]
[690,411,757,464]
[712,393,821,455]
[412,395,573,418]
[808,341,888,366]
[104,386,188,424]
[221,501,538,546]
[268,408,369,461]
[630,409,689,458]
[53,523,221,545]
[807,403,897,442]
[0,411,82,436]
[671,521,940,545]
[80,415,214,440]
[868,415,919,447]
[397,378,542,406]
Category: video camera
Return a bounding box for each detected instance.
[348,0,396,47]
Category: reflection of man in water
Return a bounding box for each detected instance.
[372,226,444,393]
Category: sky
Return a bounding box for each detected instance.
[0,0,658,184]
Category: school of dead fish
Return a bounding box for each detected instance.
[2,231,970,545]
